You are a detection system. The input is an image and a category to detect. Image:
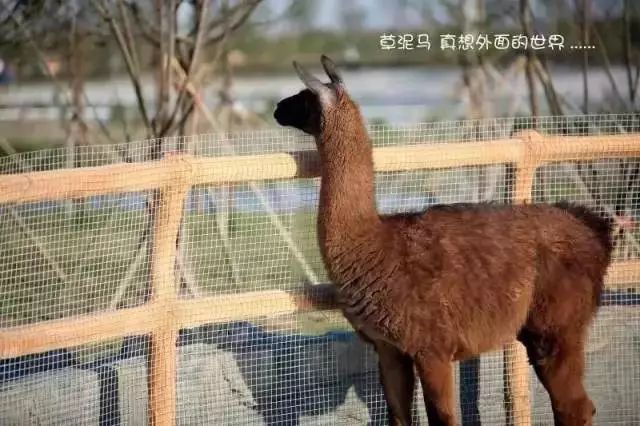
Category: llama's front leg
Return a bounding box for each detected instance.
[414,353,457,426]
[375,340,415,425]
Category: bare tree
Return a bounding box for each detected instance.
[578,0,591,113]
[88,0,264,308]
[89,0,261,142]
[622,0,640,107]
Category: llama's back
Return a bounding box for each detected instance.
[418,202,614,301]
[409,201,613,279]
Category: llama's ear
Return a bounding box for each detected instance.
[292,60,336,107]
[320,55,343,85]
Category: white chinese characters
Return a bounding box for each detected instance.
[380,33,574,51]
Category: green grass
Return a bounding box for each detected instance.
[184,209,327,294]
[0,204,345,360]
[0,206,328,328]
[0,206,149,325]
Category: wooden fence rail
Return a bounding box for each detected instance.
[1,130,640,426]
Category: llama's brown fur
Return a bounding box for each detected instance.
[274,55,614,426]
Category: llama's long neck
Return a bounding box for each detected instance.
[316,121,383,263]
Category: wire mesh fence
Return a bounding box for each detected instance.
[0,114,639,425]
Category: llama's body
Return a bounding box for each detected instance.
[274,55,614,426]
[325,203,609,360]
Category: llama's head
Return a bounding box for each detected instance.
[273,55,361,138]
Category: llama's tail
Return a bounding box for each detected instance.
[553,201,615,257]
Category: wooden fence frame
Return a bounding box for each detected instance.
[1,130,640,425]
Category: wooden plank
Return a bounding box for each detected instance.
[147,181,189,426]
[190,140,525,186]
[0,285,337,359]
[148,327,178,426]
[168,262,640,328]
[537,134,640,162]
[507,149,534,426]
[0,305,155,359]
[514,160,538,204]
[0,134,639,205]
[374,139,524,171]
[174,285,339,329]
[504,342,532,426]
[3,142,514,203]
[0,160,172,204]
[0,259,636,361]
[190,151,320,185]
[605,260,640,289]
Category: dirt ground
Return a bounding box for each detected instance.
[1,304,638,425]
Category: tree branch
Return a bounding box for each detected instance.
[0,0,24,28]
[161,0,210,137]
[533,57,564,116]
[117,0,141,75]
[520,0,538,122]
[205,0,261,45]
[8,13,71,106]
[91,0,152,135]
[593,26,628,108]
[126,2,161,47]
[623,0,635,105]
[579,0,591,113]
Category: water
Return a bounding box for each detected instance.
[1,65,631,123]
[8,183,440,216]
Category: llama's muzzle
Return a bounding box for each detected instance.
[273,101,288,126]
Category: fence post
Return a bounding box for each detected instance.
[503,340,531,426]
[147,155,191,426]
[504,130,542,426]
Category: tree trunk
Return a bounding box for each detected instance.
[581,0,591,113]
[520,0,538,122]
[67,18,88,217]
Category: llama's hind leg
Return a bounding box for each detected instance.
[518,331,595,426]
[414,353,457,426]
[375,341,415,425]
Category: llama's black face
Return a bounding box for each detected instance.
[273,89,322,136]
[273,54,344,137]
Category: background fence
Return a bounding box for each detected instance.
[1,114,640,425]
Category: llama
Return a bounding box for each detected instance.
[273,55,614,426]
